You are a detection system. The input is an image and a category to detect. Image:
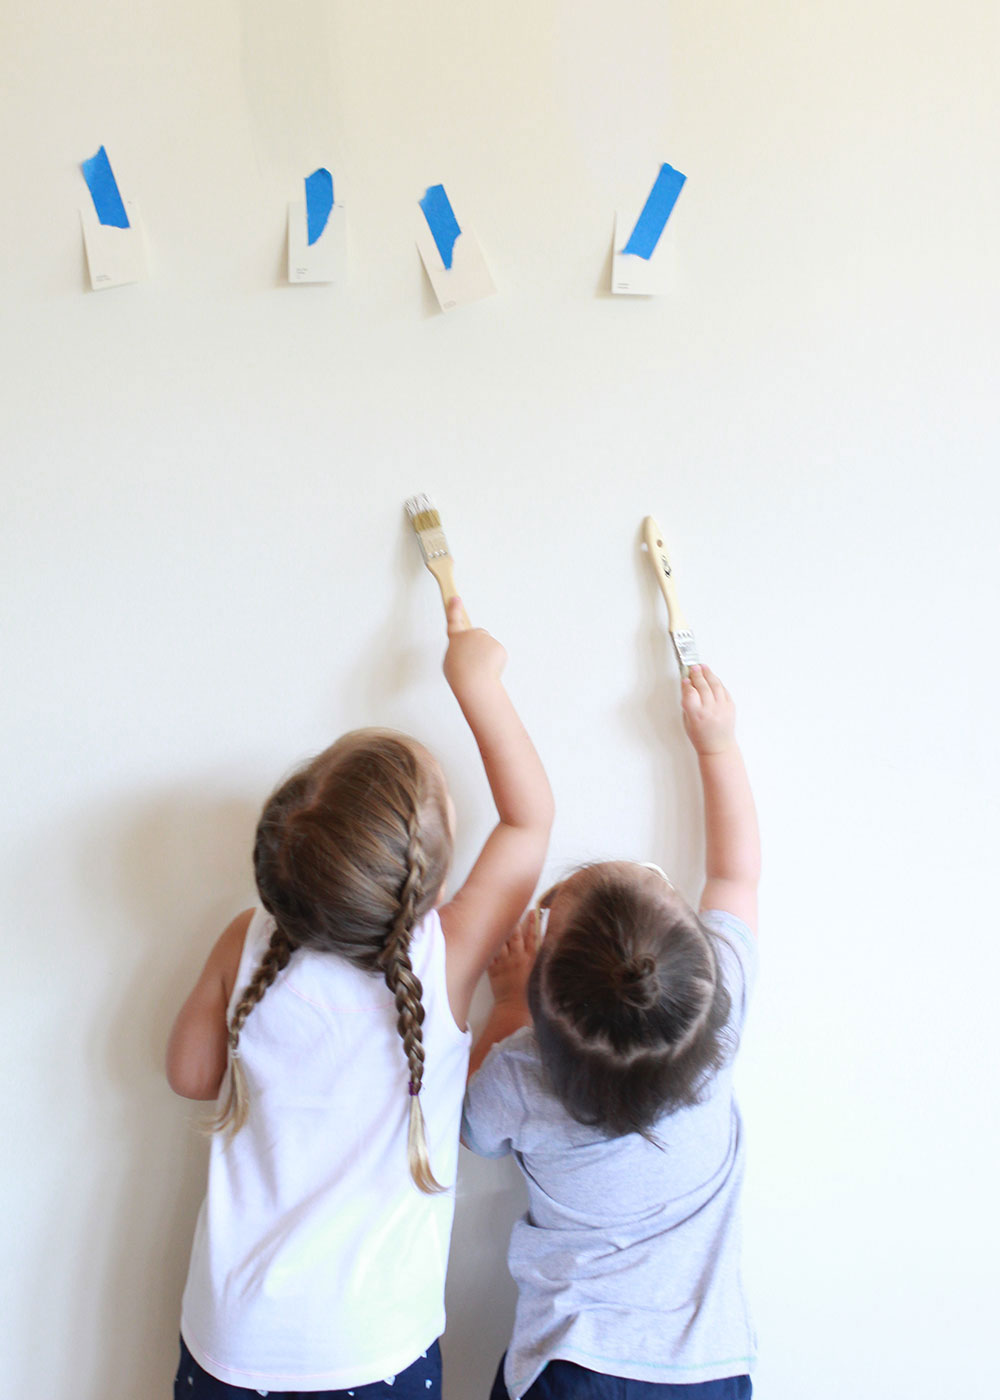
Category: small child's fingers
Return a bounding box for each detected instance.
[505,925,525,960]
[699,665,725,699]
[523,908,541,955]
[492,917,527,963]
[706,669,734,708]
[681,676,702,712]
[445,595,471,635]
[688,664,712,700]
[514,909,541,953]
[488,941,507,969]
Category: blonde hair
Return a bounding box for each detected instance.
[211,730,453,1193]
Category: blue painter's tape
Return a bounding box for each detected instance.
[305,167,334,246]
[81,146,130,229]
[419,184,461,269]
[622,162,686,260]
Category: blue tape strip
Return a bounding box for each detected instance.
[305,167,334,246]
[419,184,461,269]
[81,146,129,229]
[622,162,686,260]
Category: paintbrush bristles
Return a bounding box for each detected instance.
[404,493,439,532]
[405,493,452,562]
[410,509,441,535]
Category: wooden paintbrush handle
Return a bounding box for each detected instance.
[642,515,689,633]
[429,556,471,628]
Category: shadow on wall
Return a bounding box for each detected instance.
[330,515,495,885]
[619,529,705,896]
[444,1153,525,1399]
[337,516,435,723]
[71,787,260,1400]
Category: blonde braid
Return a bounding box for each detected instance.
[379,817,444,1195]
[209,925,295,1138]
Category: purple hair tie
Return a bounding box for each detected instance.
[408,1080,419,1096]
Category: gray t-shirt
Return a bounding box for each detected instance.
[462,909,757,1399]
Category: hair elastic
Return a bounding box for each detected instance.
[408,1080,419,1096]
[638,861,675,889]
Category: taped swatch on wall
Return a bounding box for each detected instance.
[612,161,686,296]
[79,145,147,290]
[416,183,495,312]
[288,167,345,284]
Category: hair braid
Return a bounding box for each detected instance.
[378,816,444,1194]
[212,729,454,1168]
[209,924,295,1138]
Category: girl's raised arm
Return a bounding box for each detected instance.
[438,598,554,1027]
[682,665,761,935]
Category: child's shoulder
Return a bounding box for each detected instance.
[464,1026,569,1159]
[470,1025,550,1109]
[479,1024,539,1077]
[699,907,756,950]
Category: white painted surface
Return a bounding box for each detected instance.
[2,3,998,1396]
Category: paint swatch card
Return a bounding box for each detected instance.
[612,162,686,297]
[415,184,495,312]
[79,146,146,290]
[288,167,345,284]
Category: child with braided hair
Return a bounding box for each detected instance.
[463,664,760,1400]
[167,597,553,1400]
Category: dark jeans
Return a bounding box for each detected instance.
[174,1335,442,1399]
[489,1355,752,1400]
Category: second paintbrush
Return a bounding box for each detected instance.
[642,515,702,675]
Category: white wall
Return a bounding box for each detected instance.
[3,3,998,1396]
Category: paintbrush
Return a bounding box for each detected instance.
[405,494,471,627]
[642,515,701,675]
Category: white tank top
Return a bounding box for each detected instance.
[181,905,471,1391]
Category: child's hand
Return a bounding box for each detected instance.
[487,909,541,1010]
[681,665,737,756]
[467,909,541,1076]
[442,596,507,698]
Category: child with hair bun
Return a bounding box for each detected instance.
[167,597,553,1399]
[464,664,760,1400]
